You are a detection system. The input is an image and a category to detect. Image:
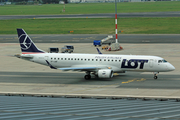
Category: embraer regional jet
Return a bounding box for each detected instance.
[16,29,175,80]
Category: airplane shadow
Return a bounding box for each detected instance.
[0,71,179,89]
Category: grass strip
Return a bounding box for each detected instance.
[0,2,180,15]
[0,17,180,34]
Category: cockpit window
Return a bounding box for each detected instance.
[158,59,167,63]
[158,60,162,63]
[162,59,167,62]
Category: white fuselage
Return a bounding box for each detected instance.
[21,53,175,73]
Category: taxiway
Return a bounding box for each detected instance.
[0,43,179,98]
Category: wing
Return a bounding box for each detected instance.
[58,64,109,71]
[58,66,100,72]
[45,60,108,72]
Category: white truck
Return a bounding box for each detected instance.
[61,45,74,53]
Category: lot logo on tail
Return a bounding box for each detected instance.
[19,34,32,50]
[17,28,45,53]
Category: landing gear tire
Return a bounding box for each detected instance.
[84,75,91,80]
[154,76,158,79]
[153,72,159,80]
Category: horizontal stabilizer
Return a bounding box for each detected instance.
[15,54,33,59]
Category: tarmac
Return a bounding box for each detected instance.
[1,12,180,20]
[0,43,180,99]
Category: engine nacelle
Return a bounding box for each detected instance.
[98,69,113,78]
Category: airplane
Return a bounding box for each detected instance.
[15,28,175,80]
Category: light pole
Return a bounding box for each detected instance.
[115,0,118,43]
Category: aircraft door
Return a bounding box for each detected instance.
[149,59,153,68]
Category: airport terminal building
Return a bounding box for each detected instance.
[67,0,178,3]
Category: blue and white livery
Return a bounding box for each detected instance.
[16,29,175,80]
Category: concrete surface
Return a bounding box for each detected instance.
[1,12,180,20]
[0,43,180,99]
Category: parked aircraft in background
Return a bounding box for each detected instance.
[16,29,175,80]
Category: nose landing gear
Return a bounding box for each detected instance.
[153,72,159,79]
[154,75,158,79]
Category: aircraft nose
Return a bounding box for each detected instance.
[168,64,175,71]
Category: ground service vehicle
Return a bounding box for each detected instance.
[61,45,74,53]
[93,40,101,46]
[48,48,59,53]
[93,35,113,47]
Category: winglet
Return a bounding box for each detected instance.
[45,60,57,69]
[96,48,102,54]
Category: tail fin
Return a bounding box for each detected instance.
[17,28,45,54]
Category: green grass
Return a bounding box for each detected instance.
[0,2,180,15]
[1,17,180,34]
[0,2,180,34]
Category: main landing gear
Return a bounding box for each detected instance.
[153,72,159,79]
[84,71,91,80]
[84,75,91,80]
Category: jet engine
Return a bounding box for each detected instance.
[98,69,113,78]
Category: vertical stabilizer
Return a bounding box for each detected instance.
[17,28,45,54]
